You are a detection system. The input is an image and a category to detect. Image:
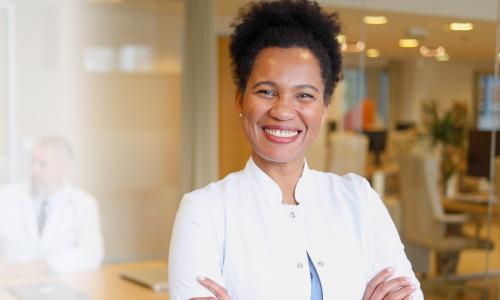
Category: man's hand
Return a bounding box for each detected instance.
[189,276,231,300]
[362,268,416,300]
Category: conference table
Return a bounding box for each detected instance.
[0,261,169,300]
[443,193,499,221]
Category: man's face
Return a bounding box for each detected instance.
[30,146,67,196]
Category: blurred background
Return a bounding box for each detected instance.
[1,0,500,299]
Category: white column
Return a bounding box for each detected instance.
[181,0,218,194]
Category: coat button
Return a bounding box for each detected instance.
[297,263,303,269]
[318,261,325,267]
[289,212,296,218]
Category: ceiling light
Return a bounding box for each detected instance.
[420,46,446,57]
[363,16,388,25]
[366,49,380,58]
[449,22,473,31]
[341,41,365,53]
[336,34,346,44]
[399,39,419,48]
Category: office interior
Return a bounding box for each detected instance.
[0,0,499,299]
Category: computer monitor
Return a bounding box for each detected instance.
[466,130,500,179]
[395,122,415,131]
[363,130,387,167]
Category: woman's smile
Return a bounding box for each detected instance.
[238,47,326,165]
[262,125,302,143]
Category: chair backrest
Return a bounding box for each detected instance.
[399,152,446,247]
[327,131,368,176]
[495,156,500,201]
[386,130,414,165]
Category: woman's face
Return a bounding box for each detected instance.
[238,47,327,165]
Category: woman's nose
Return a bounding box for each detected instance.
[269,97,295,121]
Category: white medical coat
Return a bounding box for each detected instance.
[0,183,104,274]
[168,158,424,299]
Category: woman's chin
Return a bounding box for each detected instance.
[253,149,305,165]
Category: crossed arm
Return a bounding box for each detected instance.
[191,268,416,300]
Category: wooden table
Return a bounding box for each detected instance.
[0,261,169,300]
[443,194,499,221]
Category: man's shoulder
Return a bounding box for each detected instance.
[64,185,98,207]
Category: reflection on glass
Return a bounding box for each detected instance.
[0,0,183,298]
[346,0,500,298]
[0,137,104,276]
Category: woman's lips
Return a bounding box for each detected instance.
[262,125,302,144]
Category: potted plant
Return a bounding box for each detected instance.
[422,101,468,195]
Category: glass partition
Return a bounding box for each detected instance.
[216,4,500,298]
[356,1,500,298]
[0,0,183,288]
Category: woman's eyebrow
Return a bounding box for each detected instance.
[251,81,320,93]
[295,84,320,93]
[251,81,277,89]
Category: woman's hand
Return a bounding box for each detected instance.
[189,276,231,300]
[362,268,416,300]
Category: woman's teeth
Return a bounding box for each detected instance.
[264,129,299,138]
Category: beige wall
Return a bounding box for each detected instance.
[74,73,181,261]
[391,58,492,125]
[6,0,184,262]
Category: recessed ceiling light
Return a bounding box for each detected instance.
[366,49,380,58]
[363,16,388,25]
[337,34,346,44]
[341,41,365,53]
[449,22,473,31]
[420,46,446,57]
[399,39,419,48]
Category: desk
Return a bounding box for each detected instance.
[443,197,499,221]
[0,261,168,300]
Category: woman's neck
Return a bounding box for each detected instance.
[252,153,304,205]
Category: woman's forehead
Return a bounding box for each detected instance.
[249,47,323,87]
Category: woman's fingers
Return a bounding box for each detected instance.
[196,276,231,300]
[382,283,416,300]
[370,276,414,300]
[362,267,394,300]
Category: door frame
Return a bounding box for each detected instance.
[0,1,17,182]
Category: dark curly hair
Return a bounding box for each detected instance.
[229,0,342,105]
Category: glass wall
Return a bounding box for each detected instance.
[349,1,500,298]
[0,0,183,280]
[217,0,500,298]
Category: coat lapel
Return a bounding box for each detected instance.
[19,190,39,243]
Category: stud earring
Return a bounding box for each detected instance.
[239,112,242,117]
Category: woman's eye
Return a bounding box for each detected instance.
[297,93,314,100]
[256,90,276,97]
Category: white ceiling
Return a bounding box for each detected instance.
[216,0,498,62]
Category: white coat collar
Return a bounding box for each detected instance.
[244,157,314,205]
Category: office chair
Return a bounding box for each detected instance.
[399,152,493,276]
[327,131,368,176]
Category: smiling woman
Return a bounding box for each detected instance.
[239,47,326,173]
[168,1,423,299]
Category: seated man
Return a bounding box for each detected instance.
[0,137,104,275]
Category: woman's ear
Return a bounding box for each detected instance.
[321,103,329,124]
[235,91,243,114]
